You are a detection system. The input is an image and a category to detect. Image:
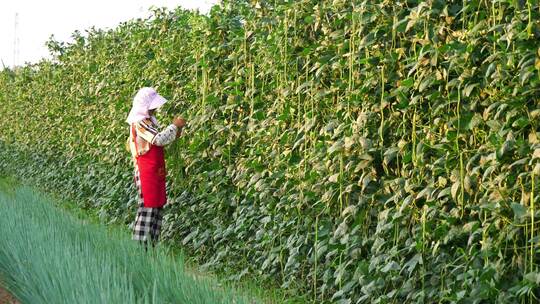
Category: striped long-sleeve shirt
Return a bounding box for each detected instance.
[129,117,178,159]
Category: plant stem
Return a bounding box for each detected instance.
[379,66,385,145]
[313,215,318,302]
[527,0,533,38]
[531,170,536,273]
[412,105,417,166]
[457,85,464,217]
[422,206,426,294]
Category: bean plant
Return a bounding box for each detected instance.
[0,1,539,303]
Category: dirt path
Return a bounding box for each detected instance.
[0,285,18,304]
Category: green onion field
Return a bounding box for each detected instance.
[0,180,254,304]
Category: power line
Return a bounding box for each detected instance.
[13,12,20,67]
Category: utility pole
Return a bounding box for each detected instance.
[13,13,20,67]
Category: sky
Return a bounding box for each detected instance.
[0,0,219,68]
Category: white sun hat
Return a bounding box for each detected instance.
[126,87,168,124]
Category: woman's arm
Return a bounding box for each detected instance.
[135,119,178,147]
[151,124,178,146]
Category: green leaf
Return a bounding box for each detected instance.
[512,117,530,129]
[400,78,414,88]
[418,77,434,92]
[524,272,540,284]
[403,253,423,274]
[511,202,527,221]
[328,140,344,154]
[463,83,479,97]
[381,261,400,273]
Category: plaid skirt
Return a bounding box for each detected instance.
[132,168,163,243]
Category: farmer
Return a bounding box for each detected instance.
[126,87,186,249]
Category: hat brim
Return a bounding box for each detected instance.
[148,94,167,110]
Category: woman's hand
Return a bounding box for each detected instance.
[173,117,186,128]
[173,117,186,138]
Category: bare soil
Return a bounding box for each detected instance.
[0,285,18,304]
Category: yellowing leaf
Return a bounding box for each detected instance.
[451,181,460,201]
[328,173,340,183]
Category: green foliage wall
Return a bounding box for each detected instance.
[1,1,540,302]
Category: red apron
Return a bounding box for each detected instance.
[132,125,167,208]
